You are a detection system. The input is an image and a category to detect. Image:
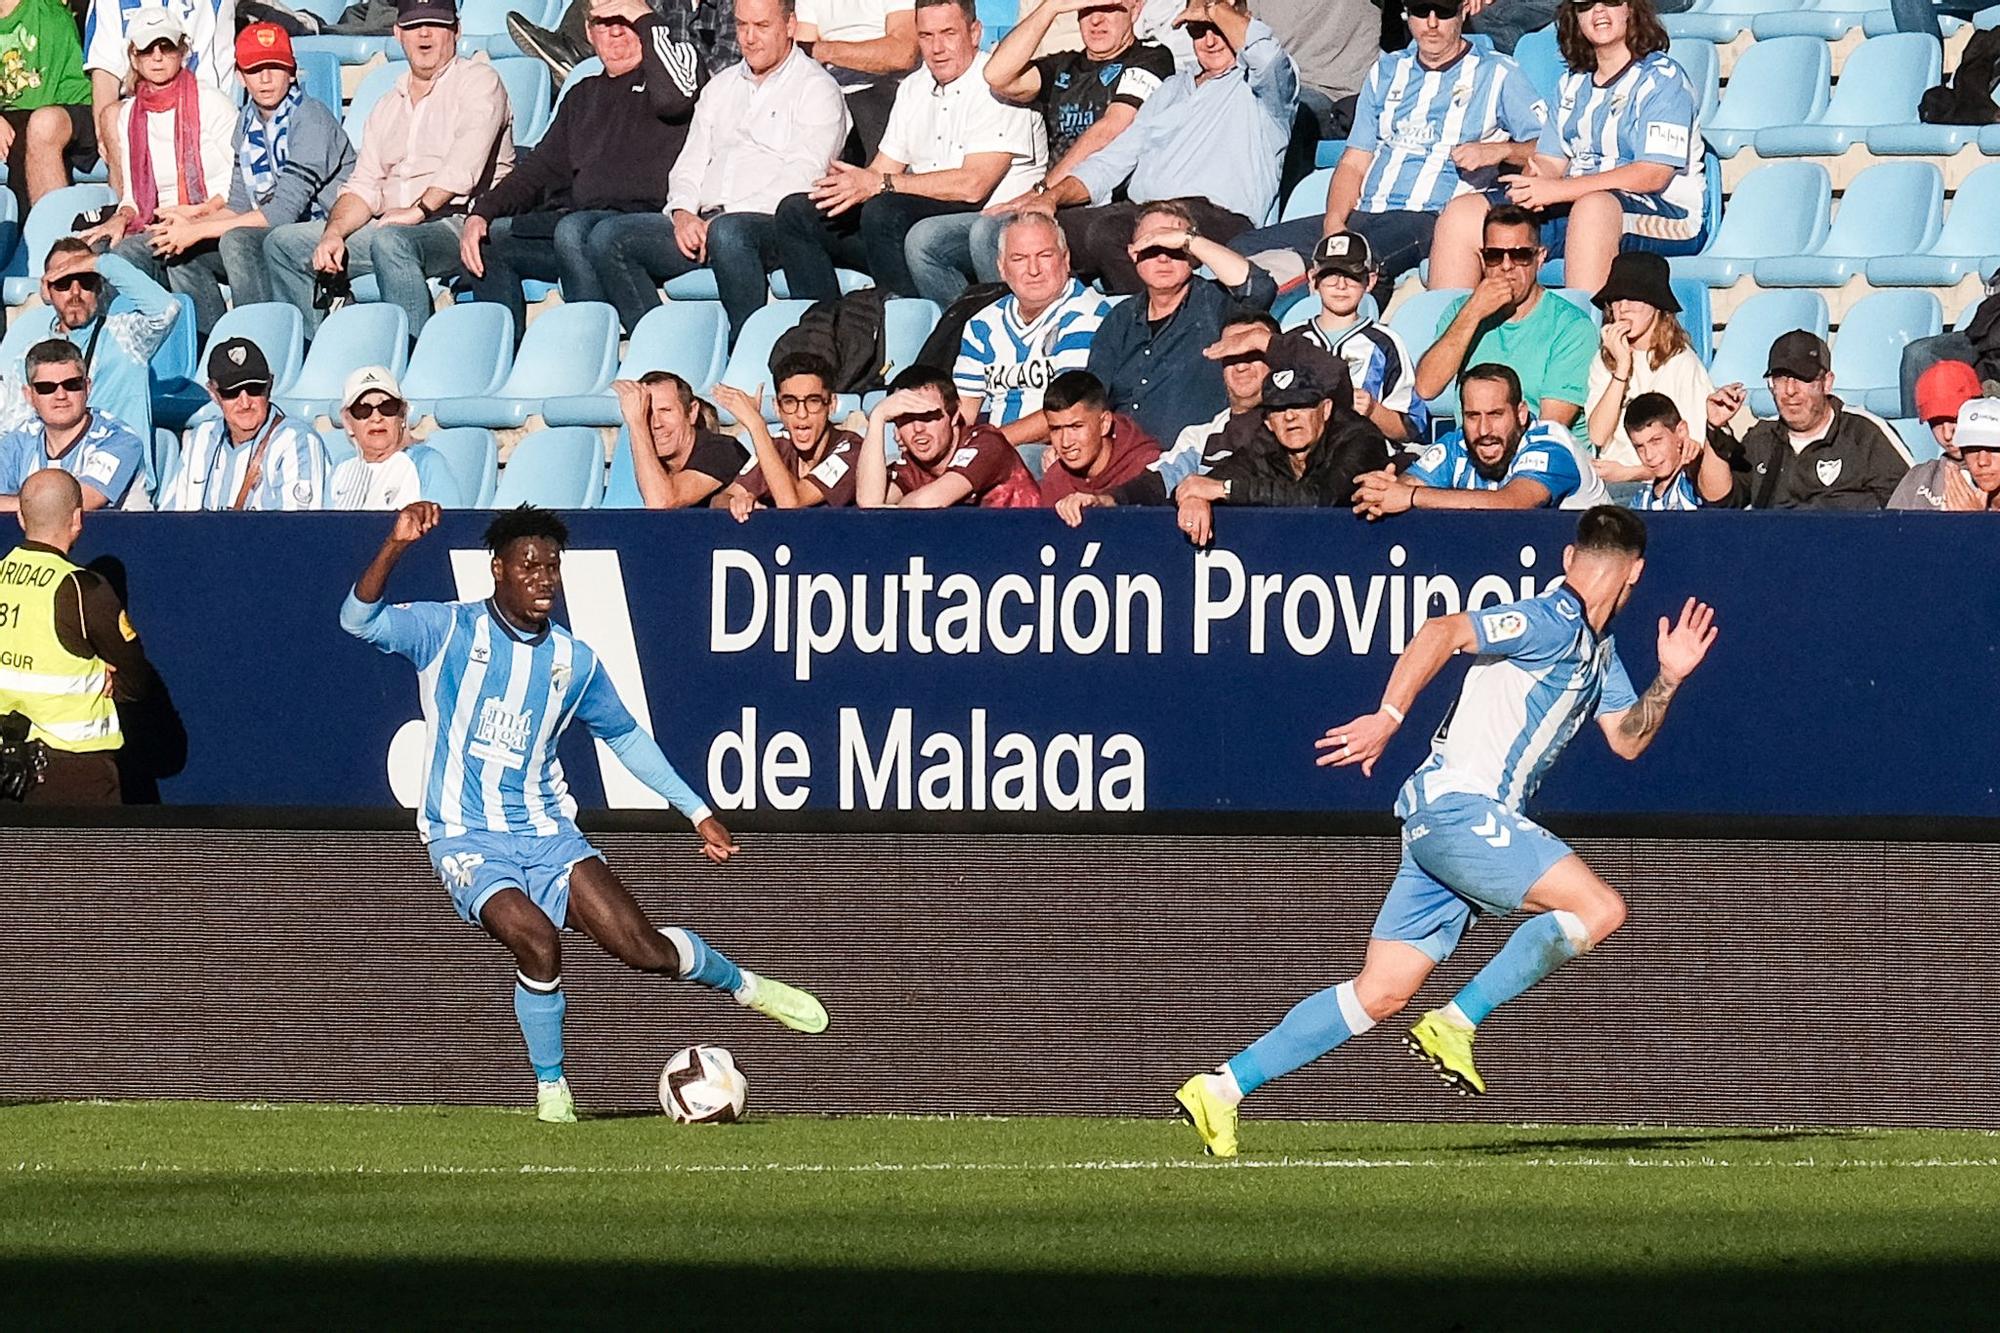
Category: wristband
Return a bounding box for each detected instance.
[1381,703,1406,724]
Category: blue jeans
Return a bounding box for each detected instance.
[774,190,976,300]
[464,208,622,344]
[1231,208,1438,288]
[904,210,1007,306]
[266,216,463,336]
[113,225,273,338]
[585,210,779,347]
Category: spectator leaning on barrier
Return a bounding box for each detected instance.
[160,336,330,510]
[796,0,919,161]
[1034,0,1296,295]
[113,22,354,339]
[590,0,850,348]
[1413,204,1594,427]
[952,210,1111,445]
[267,0,515,338]
[1583,250,1710,483]
[1355,361,1609,516]
[854,363,1041,506]
[0,469,156,805]
[708,352,862,517]
[1890,364,1991,511]
[327,365,434,510]
[0,239,180,440]
[773,0,1045,301]
[1084,200,1278,447]
[1618,390,1728,511]
[902,0,1174,305]
[0,0,96,217]
[1229,0,1545,290]
[85,0,238,198]
[617,370,750,510]
[1709,331,1909,511]
[1035,370,1162,506]
[1294,231,1427,444]
[0,340,148,510]
[463,0,705,346]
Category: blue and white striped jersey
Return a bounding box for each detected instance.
[161,412,331,511]
[1624,470,1704,511]
[1537,51,1705,241]
[1397,584,1637,816]
[1406,421,1610,510]
[340,594,709,841]
[954,279,1112,426]
[1298,315,1431,439]
[1348,44,1547,215]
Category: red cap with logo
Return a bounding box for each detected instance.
[235,21,296,72]
[1914,359,1982,425]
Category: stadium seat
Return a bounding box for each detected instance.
[3,183,114,304]
[1672,161,1831,286]
[492,426,605,507]
[1866,162,2000,287]
[148,427,180,499]
[1832,289,1943,417]
[1664,0,1795,43]
[341,62,405,144]
[1754,34,1939,156]
[295,33,395,68]
[1514,26,1565,104]
[1391,287,1468,418]
[493,58,554,148]
[1754,160,1943,287]
[1281,167,1332,224]
[0,191,20,282]
[1673,279,1714,365]
[138,293,201,434]
[1554,288,1604,328]
[423,427,501,506]
[455,0,533,57]
[769,268,874,299]
[276,303,411,421]
[542,301,730,427]
[1889,416,1943,463]
[402,303,515,418]
[1015,441,1045,480]
[716,299,812,423]
[601,426,652,508]
[1708,290,1831,418]
[1668,37,1721,128]
[323,426,357,469]
[884,298,942,381]
[1753,0,1885,40]
[1701,37,1830,158]
[409,443,467,505]
[433,301,620,428]
[296,50,342,116]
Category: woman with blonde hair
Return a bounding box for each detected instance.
[1584,250,1711,480]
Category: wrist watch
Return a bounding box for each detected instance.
[881,172,896,194]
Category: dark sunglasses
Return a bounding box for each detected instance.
[777,393,830,411]
[585,15,631,27]
[349,397,406,420]
[136,38,180,55]
[216,381,271,400]
[1184,20,1219,39]
[1133,244,1190,264]
[30,376,85,394]
[1480,245,1540,267]
[48,273,102,294]
[1405,0,1463,17]
[1567,0,1627,10]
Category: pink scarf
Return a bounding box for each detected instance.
[126,69,207,233]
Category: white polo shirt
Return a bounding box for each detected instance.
[667,46,853,217]
[797,0,909,43]
[878,50,1047,205]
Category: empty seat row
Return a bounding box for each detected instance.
[1664,0,2000,43]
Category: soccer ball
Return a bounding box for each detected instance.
[658,1044,748,1124]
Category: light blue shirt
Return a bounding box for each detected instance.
[165,411,332,511]
[1538,51,1704,240]
[1407,421,1609,510]
[1624,470,1705,511]
[0,253,181,440]
[0,411,146,508]
[1348,44,1546,215]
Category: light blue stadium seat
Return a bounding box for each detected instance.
[1708,290,1831,418]
[322,427,357,469]
[1665,0,1794,42]
[493,426,605,507]
[1281,167,1333,224]
[1314,138,1347,168]
[542,301,730,426]
[884,298,941,381]
[0,191,20,282]
[1554,287,1604,328]
[716,299,811,423]
[769,268,873,299]
[294,0,349,20]
[1668,37,1721,127]
[1833,289,1943,417]
[1701,36,1830,158]
[1866,162,2000,287]
[1514,27,1565,104]
[1755,160,1943,287]
[341,61,405,145]
[295,33,396,68]
[1754,34,1939,157]
[135,293,200,436]
[1754,0,1884,40]
[433,301,620,428]
[276,303,411,420]
[402,303,514,418]
[602,426,647,508]
[424,427,501,506]
[455,0,531,56]
[1672,279,1714,365]
[409,443,467,505]
[1861,2,1993,34]
[296,50,343,116]
[1391,287,1468,418]
[1015,441,1045,480]
[493,57,554,147]
[1672,161,1830,286]
[1890,416,1943,462]
[3,183,114,304]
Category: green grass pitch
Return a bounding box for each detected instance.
[5,1102,1998,1328]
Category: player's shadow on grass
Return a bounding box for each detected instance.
[1445,1127,1877,1156]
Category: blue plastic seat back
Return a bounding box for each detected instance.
[409,443,468,505]
[288,303,411,400]
[422,426,501,506]
[554,56,604,115]
[343,62,404,147]
[21,183,116,274]
[457,0,517,36]
[603,427,645,508]
[293,0,349,20]
[201,304,305,394]
[718,299,811,421]
[1832,290,1943,393]
[404,303,515,401]
[1704,36,1830,137]
[884,298,942,381]
[622,301,729,390]
[1391,287,1468,418]
[1705,161,1833,259]
[1933,160,2000,257]
[1709,290,1830,415]
[1667,37,1720,126]
[294,50,343,116]
[1281,167,1333,224]
[1816,160,1944,259]
[493,57,554,146]
[494,301,619,397]
[1514,27,1566,105]
[493,426,605,507]
[1814,32,1939,127]
[146,293,200,387]
[1665,0,1794,42]
[1672,278,1713,365]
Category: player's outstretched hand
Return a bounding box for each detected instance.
[696,815,740,864]
[1314,709,1401,776]
[390,501,441,545]
[1656,597,1718,685]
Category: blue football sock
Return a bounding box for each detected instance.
[1450,912,1587,1027]
[660,926,743,993]
[1226,980,1377,1096]
[513,972,566,1083]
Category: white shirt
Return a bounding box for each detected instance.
[86,0,241,99]
[1584,345,1714,467]
[109,84,239,213]
[666,46,851,217]
[878,50,1047,204]
[328,451,422,511]
[797,0,909,44]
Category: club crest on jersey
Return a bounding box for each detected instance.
[1099,63,1124,87]
[1816,458,1842,486]
[550,661,572,693]
[1482,610,1528,642]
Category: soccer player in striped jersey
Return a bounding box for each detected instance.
[341,502,828,1124]
[1176,506,1717,1157]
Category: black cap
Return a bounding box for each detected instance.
[1309,230,1373,282]
[1765,329,1831,381]
[1260,347,1336,410]
[207,336,272,392]
[1592,251,1679,313]
[394,0,457,27]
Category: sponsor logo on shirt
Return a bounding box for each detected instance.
[1482,610,1528,642]
[1643,120,1689,158]
[1514,451,1549,474]
[950,446,981,469]
[468,697,534,768]
[812,453,851,486]
[82,450,119,485]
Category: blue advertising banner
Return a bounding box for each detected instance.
[64,509,2000,819]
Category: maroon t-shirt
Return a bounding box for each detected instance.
[736,429,863,508]
[889,423,1041,508]
[1037,414,1163,506]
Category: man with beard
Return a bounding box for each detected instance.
[1353,362,1607,517]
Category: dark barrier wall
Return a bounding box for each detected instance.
[64,509,2000,819]
[6,828,1995,1128]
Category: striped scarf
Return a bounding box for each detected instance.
[240,84,303,203]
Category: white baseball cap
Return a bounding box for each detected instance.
[342,365,404,410]
[126,7,188,48]
[1954,396,2000,451]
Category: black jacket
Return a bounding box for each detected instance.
[1710,397,1909,510]
[1209,413,1392,507]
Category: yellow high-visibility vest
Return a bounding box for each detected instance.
[0,544,121,752]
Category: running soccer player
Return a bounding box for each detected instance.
[341,502,829,1124]
[1174,506,1716,1157]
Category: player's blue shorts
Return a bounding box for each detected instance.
[426,827,602,929]
[1371,793,1574,963]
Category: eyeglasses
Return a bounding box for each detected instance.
[1480,245,1540,268]
[777,393,830,411]
[216,382,271,400]
[48,273,102,294]
[1405,1,1463,18]
[1567,0,1627,10]
[30,376,85,394]
[1133,245,1190,264]
[1184,20,1219,39]
[135,39,180,55]
[348,397,406,420]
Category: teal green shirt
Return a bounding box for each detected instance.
[0,0,89,110]
[1437,289,1597,412]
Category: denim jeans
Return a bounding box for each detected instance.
[904,210,1007,306]
[585,209,781,347]
[1230,208,1438,289]
[266,216,463,336]
[114,226,273,338]
[774,190,976,300]
[464,208,622,344]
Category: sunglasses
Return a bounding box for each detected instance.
[777,393,830,411]
[585,15,631,27]
[30,376,85,394]
[1133,244,1190,263]
[1568,0,1628,10]
[48,273,102,294]
[349,397,406,420]
[1405,1,1462,17]
[217,382,271,400]
[1184,20,1219,39]
[1480,245,1540,268]
[135,39,180,55]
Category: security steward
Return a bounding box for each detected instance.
[0,469,155,804]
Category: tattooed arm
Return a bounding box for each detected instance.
[1601,598,1718,761]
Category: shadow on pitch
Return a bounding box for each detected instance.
[1446,1127,1880,1156]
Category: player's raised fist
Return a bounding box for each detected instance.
[696,816,740,864]
[390,501,442,544]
